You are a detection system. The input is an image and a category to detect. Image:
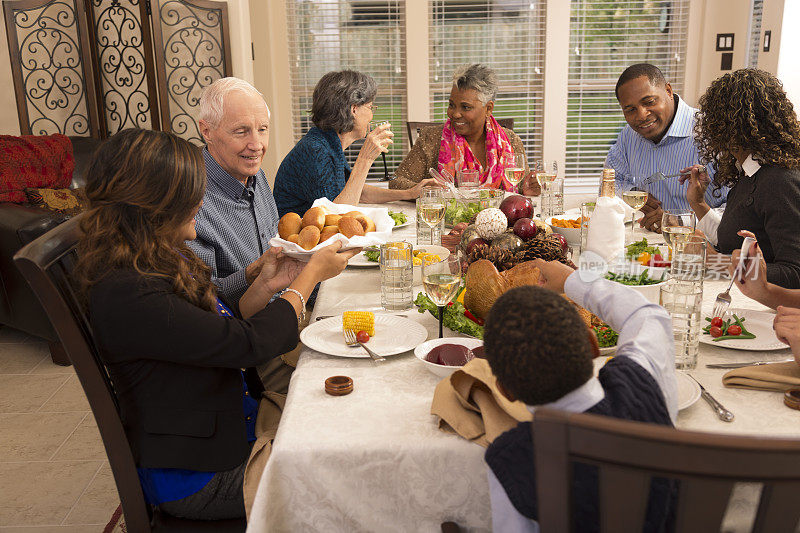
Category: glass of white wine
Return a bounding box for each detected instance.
[419,186,445,245]
[661,209,696,248]
[622,187,648,242]
[503,153,526,191]
[533,159,558,185]
[422,254,463,338]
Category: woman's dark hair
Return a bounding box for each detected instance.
[695,68,800,188]
[311,70,377,134]
[484,285,593,405]
[75,128,217,311]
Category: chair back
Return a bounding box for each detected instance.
[13,214,153,532]
[533,408,800,532]
[406,118,514,148]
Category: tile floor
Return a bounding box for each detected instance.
[0,327,120,532]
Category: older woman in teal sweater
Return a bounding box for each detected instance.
[273,70,438,217]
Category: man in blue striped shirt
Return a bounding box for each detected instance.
[606,64,727,232]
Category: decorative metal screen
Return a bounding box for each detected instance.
[3,0,100,136]
[88,0,160,133]
[151,0,232,144]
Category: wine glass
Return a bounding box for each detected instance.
[621,187,648,242]
[661,209,696,248]
[502,153,526,191]
[422,254,463,338]
[419,186,445,245]
[533,159,558,186]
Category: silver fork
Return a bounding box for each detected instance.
[343,329,385,362]
[688,374,734,422]
[642,166,706,186]
[712,236,755,319]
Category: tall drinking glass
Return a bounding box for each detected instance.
[422,254,463,338]
[660,280,703,370]
[457,169,480,190]
[380,241,413,311]
[622,187,648,242]
[419,187,445,245]
[579,202,595,255]
[503,154,526,191]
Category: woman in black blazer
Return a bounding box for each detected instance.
[76,129,357,519]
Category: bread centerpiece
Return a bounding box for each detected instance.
[270,198,394,260]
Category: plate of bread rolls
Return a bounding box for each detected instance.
[270,198,394,260]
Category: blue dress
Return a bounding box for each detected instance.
[273,127,352,217]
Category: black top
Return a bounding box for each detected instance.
[485,357,676,532]
[716,165,800,288]
[89,269,299,472]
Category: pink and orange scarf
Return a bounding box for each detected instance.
[437,115,517,190]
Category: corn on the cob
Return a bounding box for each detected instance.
[342,311,375,336]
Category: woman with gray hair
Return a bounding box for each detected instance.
[274,70,438,216]
[391,63,539,195]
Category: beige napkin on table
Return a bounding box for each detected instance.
[431,358,532,448]
[722,362,800,391]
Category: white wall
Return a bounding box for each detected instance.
[778,0,800,106]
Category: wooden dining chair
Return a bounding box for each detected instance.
[533,407,800,532]
[406,118,514,148]
[13,214,246,533]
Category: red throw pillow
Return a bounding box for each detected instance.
[0,134,74,203]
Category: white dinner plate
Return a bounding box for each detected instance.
[675,371,701,410]
[300,314,429,358]
[348,251,380,267]
[698,308,787,351]
[390,212,413,229]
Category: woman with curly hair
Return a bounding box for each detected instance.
[682,68,800,288]
[76,128,356,519]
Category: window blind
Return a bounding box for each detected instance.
[566,0,690,192]
[747,0,764,68]
[428,0,546,167]
[285,0,407,179]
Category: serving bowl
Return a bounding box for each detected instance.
[546,214,581,246]
[413,337,484,378]
[606,262,668,304]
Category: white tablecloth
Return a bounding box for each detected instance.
[247,201,800,533]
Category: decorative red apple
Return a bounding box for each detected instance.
[512,217,538,241]
[550,233,569,254]
[499,195,533,226]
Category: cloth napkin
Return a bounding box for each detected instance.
[722,362,800,391]
[586,196,626,264]
[431,358,532,448]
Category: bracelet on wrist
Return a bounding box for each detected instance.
[279,288,306,325]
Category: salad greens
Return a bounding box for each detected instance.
[389,211,407,226]
[593,324,619,348]
[414,292,484,339]
[364,249,380,262]
[444,199,482,226]
[625,238,661,259]
[605,269,665,286]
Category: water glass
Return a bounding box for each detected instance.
[660,279,703,370]
[457,169,480,189]
[540,177,564,218]
[671,235,707,285]
[579,201,595,255]
[380,241,413,311]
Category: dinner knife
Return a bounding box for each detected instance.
[706,358,794,369]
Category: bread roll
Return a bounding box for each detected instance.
[344,210,368,229]
[325,214,342,227]
[362,215,376,233]
[338,216,365,238]
[301,206,326,230]
[320,225,339,242]
[287,234,300,244]
[297,225,320,250]
[278,212,302,239]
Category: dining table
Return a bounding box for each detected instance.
[246,198,800,533]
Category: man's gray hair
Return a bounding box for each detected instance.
[452,64,498,105]
[199,77,268,126]
[311,70,377,133]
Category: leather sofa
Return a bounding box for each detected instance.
[0,136,100,364]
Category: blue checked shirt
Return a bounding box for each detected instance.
[605,95,728,211]
[187,148,279,304]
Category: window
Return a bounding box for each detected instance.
[747,0,764,68]
[566,0,690,191]
[428,0,546,165]
[285,0,406,178]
